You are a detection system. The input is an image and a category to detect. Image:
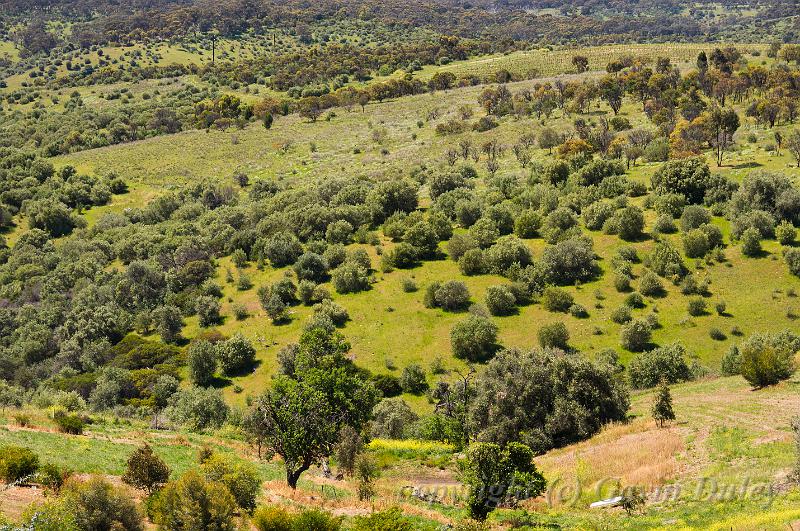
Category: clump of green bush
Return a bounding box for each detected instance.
[0,445,39,483]
[253,506,342,531]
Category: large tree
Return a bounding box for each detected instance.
[470,348,629,454]
[706,105,740,166]
[246,326,378,488]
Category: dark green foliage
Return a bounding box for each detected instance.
[469,218,500,249]
[542,286,574,313]
[54,412,85,434]
[537,322,569,350]
[610,305,632,324]
[331,263,371,293]
[683,229,710,258]
[447,233,478,261]
[541,160,570,184]
[188,340,218,387]
[572,159,625,186]
[628,343,692,389]
[583,201,617,231]
[166,387,229,431]
[620,318,652,352]
[108,335,181,370]
[26,198,83,237]
[609,206,645,241]
[639,271,664,296]
[335,425,363,477]
[293,252,329,282]
[372,374,403,398]
[400,277,418,293]
[483,235,533,274]
[429,171,468,200]
[326,220,354,244]
[687,297,707,316]
[399,364,429,394]
[680,205,711,231]
[652,214,677,235]
[540,236,598,285]
[485,285,517,316]
[470,348,629,453]
[245,326,378,488]
[262,232,304,267]
[786,248,800,277]
[732,210,776,240]
[216,333,256,376]
[700,223,724,249]
[404,222,441,258]
[730,171,800,225]
[122,444,170,494]
[651,157,712,204]
[368,180,419,222]
[514,209,541,238]
[313,299,349,327]
[624,292,645,309]
[201,454,261,511]
[740,227,762,257]
[614,272,632,292]
[460,442,546,521]
[542,207,579,243]
[458,248,486,275]
[382,242,419,270]
[647,240,686,278]
[430,280,471,311]
[450,314,499,362]
[777,221,797,245]
[710,327,726,341]
[196,295,222,327]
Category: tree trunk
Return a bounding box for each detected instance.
[286,463,310,489]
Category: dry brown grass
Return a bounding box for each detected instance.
[260,480,454,524]
[0,485,44,522]
[535,418,684,504]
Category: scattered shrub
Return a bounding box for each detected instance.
[54,412,85,435]
[450,315,499,362]
[628,343,692,389]
[538,322,569,350]
[610,305,632,324]
[64,477,144,531]
[542,287,574,313]
[485,285,517,316]
[0,445,39,483]
[739,331,799,388]
[399,364,429,395]
[620,318,652,352]
[687,297,707,316]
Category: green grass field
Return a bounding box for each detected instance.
[51,72,800,408]
[415,43,771,80]
[3,35,800,527]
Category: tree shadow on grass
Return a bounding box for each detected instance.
[210,376,233,389]
[210,359,262,387]
[731,161,763,170]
